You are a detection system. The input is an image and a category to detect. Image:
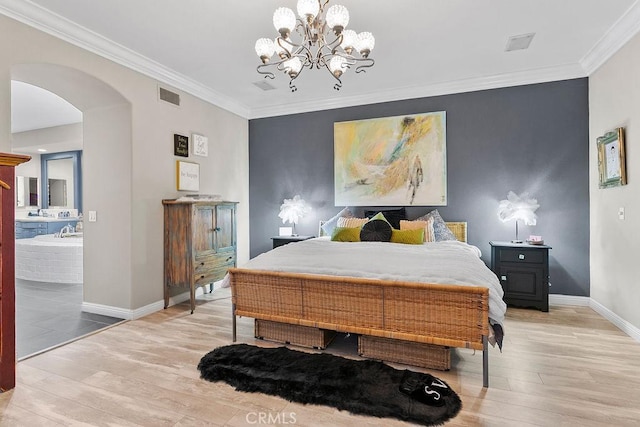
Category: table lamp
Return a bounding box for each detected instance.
[497,191,539,243]
[278,195,311,236]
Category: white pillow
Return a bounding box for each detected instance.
[320,207,353,236]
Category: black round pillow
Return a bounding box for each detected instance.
[359,219,392,242]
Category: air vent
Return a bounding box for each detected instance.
[253,80,276,91]
[505,33,535,52]
[158,86,180,106]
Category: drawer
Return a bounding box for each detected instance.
[194,254,236,273]
[499,249,544,264]
[16,221,47,230]
[194,263,234,285]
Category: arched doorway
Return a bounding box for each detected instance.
[10,63,133,358]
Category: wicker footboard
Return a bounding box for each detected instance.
[230,268,491,387]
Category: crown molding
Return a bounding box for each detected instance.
[0,0,251,118]
[248,63,586,119]
[580,0,640,74]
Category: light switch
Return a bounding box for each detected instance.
[88,211,97,222]
[618,207,625,220]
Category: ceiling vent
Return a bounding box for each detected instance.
[505,33,535,52]
[158,86,180,106]
[253,80,276,91]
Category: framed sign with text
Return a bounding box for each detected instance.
[174,134,189,157]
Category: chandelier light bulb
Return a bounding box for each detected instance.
[357,31,375,58]
[340,29,357,54]
[284,57,303,77]
[297,0,319,21]
[329,56,348,77]
[255,38,275,63]
[273,7,296,38]
[326,4,349,35]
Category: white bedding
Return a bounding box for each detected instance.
[229,237,507,326]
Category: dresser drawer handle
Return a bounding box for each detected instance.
[226,256,233,262]
[200,262,205,266]
[214,227,221,232]
[518,254,525,260]
[200,275,205,279]
[501,275,507,281]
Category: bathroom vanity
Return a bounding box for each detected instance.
[15,217,79,239]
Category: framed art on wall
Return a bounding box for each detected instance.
[192,134,208,157]
[174,134,189,157]
[597,127,627,189]
[334,111,447,206]
[176,161,200,191]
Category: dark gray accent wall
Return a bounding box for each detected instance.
[249,78,590,297]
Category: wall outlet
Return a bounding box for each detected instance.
[88,211,97,222]
[618,207,625,220]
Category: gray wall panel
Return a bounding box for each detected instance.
[249,78,590,296]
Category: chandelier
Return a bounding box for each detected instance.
[254,0,375,92]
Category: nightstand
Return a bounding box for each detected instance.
[490,241,552,312]
[271,235,315,249]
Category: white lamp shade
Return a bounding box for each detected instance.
[329,56,348,75]
[255,38,275,59]
[497,191,539,225]
[326,4,349,32]
[278,195,312,225]
[357,31,375,55]
[273,7,296,35]
[297,0,319,19]
[340,29,357,51]
[284,57,303,74]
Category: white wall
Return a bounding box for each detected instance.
[0,14,249,312]
[589,31,640,331]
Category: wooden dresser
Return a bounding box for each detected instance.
[162,200,237,313]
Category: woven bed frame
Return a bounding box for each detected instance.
[230,221,491,387]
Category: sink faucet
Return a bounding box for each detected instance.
[59,224,74,236]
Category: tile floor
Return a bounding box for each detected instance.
[15,278,125,359]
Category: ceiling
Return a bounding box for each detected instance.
[2,0,640,122]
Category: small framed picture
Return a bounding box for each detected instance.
[176,161,200,191]
[192,133,208,157]
[174,134,189,157]
[597,127,627,189]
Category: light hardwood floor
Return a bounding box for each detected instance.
[2,288,640,426]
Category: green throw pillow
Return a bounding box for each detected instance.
[391,228,425,245]
[331,226,361,242]
[368,212,390,224]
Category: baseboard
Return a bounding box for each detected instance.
[81,302,134,320]
[589,299,640,343]
[549,294,590,306]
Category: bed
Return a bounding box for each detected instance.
[229,222,505,388]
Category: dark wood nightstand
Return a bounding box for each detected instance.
[490,241,552,312]
[271,235,315,249]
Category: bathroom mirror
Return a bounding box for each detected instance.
[15,176,39,207]
[41,150,82,211]
[48,178,68,207]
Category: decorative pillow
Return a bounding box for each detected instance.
[331,226,361,242]
[321,207,353,236]
[391,228,425,244]
[400,218,435,242]
[368,212,390,223]
[337,217,368,229]
[416,210,457,242]
[364,208,406,229]
[359,219,392,242]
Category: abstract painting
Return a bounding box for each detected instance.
[334,111,446,206]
